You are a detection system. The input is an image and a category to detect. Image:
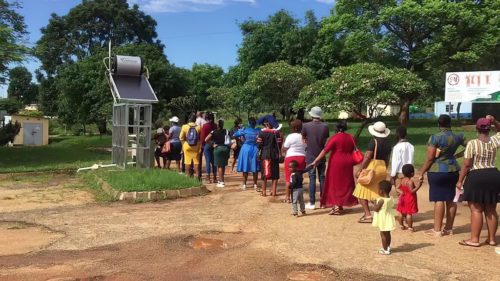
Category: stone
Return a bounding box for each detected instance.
[165,190,179,199]
[178,188,192,198]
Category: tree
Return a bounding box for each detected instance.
[7,66,38,104]
[0,120,20,146]
[246,61,315,120]
[190,63,223,109]
[34,0,163,76]
[36,72,58,116]
[0,0,28,84]
[207,84,260,119]
[295,63,428,138]
[308,0,499,124]
[0,97,21,114]
[237,10,320,82]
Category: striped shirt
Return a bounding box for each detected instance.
[465,132,500,170]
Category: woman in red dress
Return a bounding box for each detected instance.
[311,120,358,215]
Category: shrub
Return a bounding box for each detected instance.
[0,121,21,146]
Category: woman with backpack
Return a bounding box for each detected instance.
[205,119,231,188]
[179,113,201,179]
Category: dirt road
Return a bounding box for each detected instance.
[0,172,498,281]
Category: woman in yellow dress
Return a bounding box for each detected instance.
[179,114,201,179]
[354,121,392,223]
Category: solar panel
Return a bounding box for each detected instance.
[110,74,158,103]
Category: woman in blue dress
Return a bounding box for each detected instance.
[234,117,261,190]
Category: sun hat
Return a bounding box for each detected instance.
[368,121,390,138]
[169,116,180,123]
[476,118,491,130]
[308,106,323,119]
[156,128,164,134]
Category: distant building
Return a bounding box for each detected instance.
[9,115,49,146]
[434,101,472,119]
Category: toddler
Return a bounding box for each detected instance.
[372,180,396,255]
[288,161,312,217]
[396,164,422,231]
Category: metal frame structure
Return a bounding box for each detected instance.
[104,42,157,169]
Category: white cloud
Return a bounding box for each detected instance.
[315,0,335,4]
[130,0,256,13]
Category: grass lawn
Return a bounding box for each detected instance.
[93,169,201,192]
[0,136,112,173]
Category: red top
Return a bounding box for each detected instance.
[200,122,216,145]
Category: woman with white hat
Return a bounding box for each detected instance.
[353,121,392,223]
[165,116,182,172]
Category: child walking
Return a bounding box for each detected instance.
[396,164,422,231]
[372,180,397,255]
[288,161,312,217]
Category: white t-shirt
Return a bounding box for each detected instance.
[283,133,306,157]
[390,141,414,177]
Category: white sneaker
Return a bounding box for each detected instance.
[253,184,258,190]
[241,184,247,190]
[216,182,224,188]
[305,203,316,210]
[378,248,391,255]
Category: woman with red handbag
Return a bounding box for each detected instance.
[310,120,360,215]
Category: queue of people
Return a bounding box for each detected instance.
[155,109,499,255]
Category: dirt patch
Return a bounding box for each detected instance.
[0,233,407,281]
[0,174,93,213]
[0,221,65,256]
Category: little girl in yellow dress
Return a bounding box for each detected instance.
[372,180,396,255]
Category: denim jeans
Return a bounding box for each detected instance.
[308,162,325,205]
[203,144,216,175]
[292,188,305,215]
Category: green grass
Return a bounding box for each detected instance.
[0,136,112,173]
[94,169,201,192]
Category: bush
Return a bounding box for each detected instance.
[0,121,21,146]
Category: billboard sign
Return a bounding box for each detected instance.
[445,71,500,102]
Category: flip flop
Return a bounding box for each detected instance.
[358,216,372,223]
[458,240,480,247]
[329,207,342,215]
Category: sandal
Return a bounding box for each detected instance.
[442,228,454,236]
[458,240,480,247]
[399,225,407,230]
[484,240,497,246]
[329,206,342,215]
[407,227,415,232]
[423,229,442,237]
[358,215,372,223]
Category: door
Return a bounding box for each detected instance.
[23,123,43,146]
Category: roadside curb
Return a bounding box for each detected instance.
[95,176,209,202]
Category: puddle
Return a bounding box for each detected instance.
[189,237,228,250]
[0,221,65,256]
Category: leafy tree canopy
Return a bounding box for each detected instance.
[0,0,28,84]
[247,61,315,119]
[190,63,224,109]
[35,0,163,75]
[295,63,428,133]
[7,66,38,105]
[0,97,21,114]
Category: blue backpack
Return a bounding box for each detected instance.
[186,125,199,146]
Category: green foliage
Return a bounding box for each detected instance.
[0,120,20,146]
[190,63,224,109]
[36,73,58,116]
[0,0,28,84]
[0,97,21,114]
[295,63,428,119]
[95,169,201,192]
[34,0,162,75]
[246,61,315,118]
[207,84,259,118]
[7,66,38,104]
[237,10,320,82]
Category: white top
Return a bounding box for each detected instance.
[283,133,306,157]
[390,141,414,177]
[196,117,207,127]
